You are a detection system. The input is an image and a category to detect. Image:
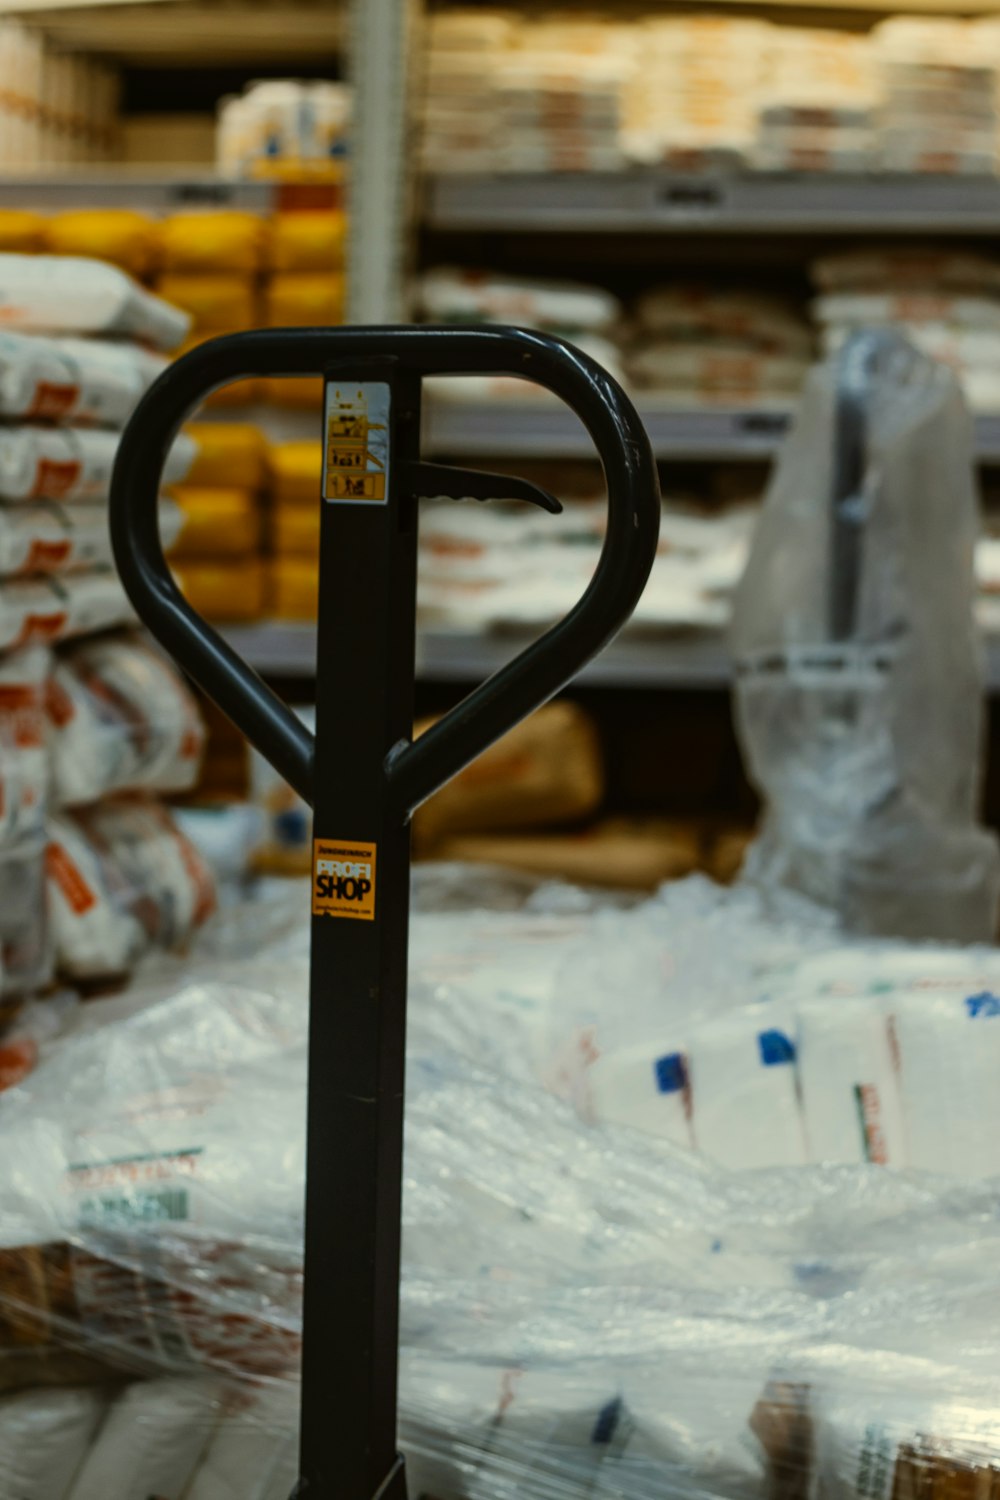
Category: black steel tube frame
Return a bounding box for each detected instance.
[109,325,661,1500]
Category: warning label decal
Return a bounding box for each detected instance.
[323,382,389,504]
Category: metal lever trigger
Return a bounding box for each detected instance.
[407,461,562,514]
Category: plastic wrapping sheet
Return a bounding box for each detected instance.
[48,631,205,808]
[732,331,1000,941]
[1,874,1000,1495]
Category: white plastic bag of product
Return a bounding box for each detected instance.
[0,253,191,349]
[687,1003,808,1169]
[48,631,205,807]
[66,1378,219,1500]
[0,571,136,653]
[0,643,48,844]
[732,331,1000,942]
[0,425,194,502]
[419,266,622,334]
[184,1380,298,1500]
[46,797,216,981]
[0,329,167,425]
[8,499,177,579]
[0,1385,109,1500]
[892,992,1000,1177]
[795,996,906,1166]
[0,503,112,578]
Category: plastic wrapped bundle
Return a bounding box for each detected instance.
[47,631,205,808]
[732,330,1000,941]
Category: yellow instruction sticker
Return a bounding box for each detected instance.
[323,382,389,504]
[312,838,377,920]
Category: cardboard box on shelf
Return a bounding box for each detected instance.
[122,114,216,166]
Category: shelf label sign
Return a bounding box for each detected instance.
[323,381,390,503]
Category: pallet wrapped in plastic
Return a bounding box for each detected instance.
[1,872,1000,1495]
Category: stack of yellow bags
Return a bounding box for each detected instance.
[167,422,268,622]
[266,441,322,620]
[19,204,346,412]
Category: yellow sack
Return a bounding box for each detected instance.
[264,272,346,326]
[267,211,347,272]
[175,335,262,408]
[168,487,261,559]
[267,557,318,620]
[44,210,159,278]
[268,441,322,506]
[173,558,265,622]
[183,423,266,490]
[260,375,323,409]
[160,210,269,274]
[272,503,319,556]
[156,274,259,330]
[0,211,45,253]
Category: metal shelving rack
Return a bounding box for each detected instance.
[425,169,1000,235]
[221,620,1000,694]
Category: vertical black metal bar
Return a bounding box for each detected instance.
[298,359,419,1500]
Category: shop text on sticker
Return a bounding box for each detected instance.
[313,838,377,920]
[323,382,390,503]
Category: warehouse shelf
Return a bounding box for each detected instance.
[220,620,1000,688]
[219,621,1000,688]
[425,170,1000,235]
[222,622,733,685]
[0,171,276,210]
[7,0,345,66]
[425,398,1000,464]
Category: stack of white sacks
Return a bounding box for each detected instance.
[422,9,1000,178]
[753,29,876,172]
[3,876,1000,1495]
[874,18,1000,176]
[0,253,216,1003]
[422,10,631,174]
[418,265,628,393]
[627,284,813,406]
[623,15,768,171]
[811,247,1000,414]
[418,490,755,634]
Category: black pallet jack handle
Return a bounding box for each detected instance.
[109,324,661,1500]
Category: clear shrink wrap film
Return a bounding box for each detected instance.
[3,874,1000,1493]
